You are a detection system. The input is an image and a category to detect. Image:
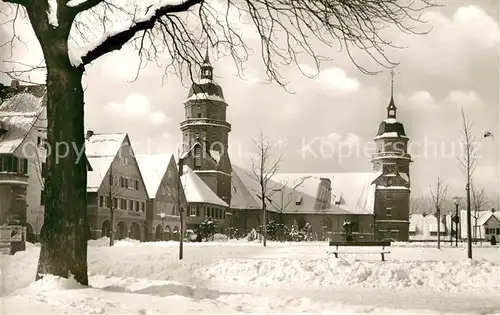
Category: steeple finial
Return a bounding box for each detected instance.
[390,68,395,98]
[200,46,213,80]
[387,69,397,119]
[203,46,210,64]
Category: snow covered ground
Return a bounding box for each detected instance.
[1,238,500,314]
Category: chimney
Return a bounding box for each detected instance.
[492,208,496,213]
[86,130,94,140]
[178,157,184,176]
[10,80,20,89]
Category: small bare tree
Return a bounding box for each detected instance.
[429,177,448,249]
[269,180,294,242]
[250,133,282,247]
[100,164,125,246]
[471,183,488,243]
[156,155,188,260]
[457,106,478,259]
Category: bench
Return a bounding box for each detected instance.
[327,240,391,261]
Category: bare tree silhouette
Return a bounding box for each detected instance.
[457,106,478,259]
[470,183,488,244]
[99,164,126,246]
[250,132,282,247]
[155,154,188,260]
[429,177,448,249]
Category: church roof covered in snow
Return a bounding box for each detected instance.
[374,117,408,140]
[230,165,379,215]
[135,154,174,199]
[181,165,228,207]
[272,172,380,215]
[0,92,46,155]
[85,133,128,192]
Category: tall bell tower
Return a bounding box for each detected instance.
[179,50,232,205]
[371,70,412,241]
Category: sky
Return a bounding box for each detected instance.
[0,0,499,200]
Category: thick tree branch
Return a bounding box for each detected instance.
[80,0,202,66]
[68,0,105,13]
[2,0,28,5]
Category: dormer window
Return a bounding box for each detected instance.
[295,196,303,206]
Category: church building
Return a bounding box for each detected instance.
[177,54,413,241]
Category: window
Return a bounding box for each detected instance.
[121,198,127,210]
[135,201,140,212]
[194,146,202,168]
[113,198,118,209]
[134,180,139,190]
[383,163,397,175]
[386,207,392,216]
[190,206,197,217]
[141,202,145,212]
[128,200,133,211]
[197,113,202,118]
[296,196,303,206]
[40,190,45,206]
[99,196,104,207]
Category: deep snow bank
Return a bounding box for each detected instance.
[2,239,499,297]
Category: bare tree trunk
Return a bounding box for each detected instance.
[109,208,115,246]
[466,184,472,258]
[437,207,441,249]
[262,202,267,247]
[36,51,89,285]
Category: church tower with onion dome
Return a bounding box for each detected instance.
[179,50,232,206]
[371,70,412,241]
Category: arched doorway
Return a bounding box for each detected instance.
[155,224,163,241]
[117,221,128,240]
[101,220,110,238]
[164,225,172,241]
[172,226,179,241]
[25,223,34,243]
[130,222,141,241]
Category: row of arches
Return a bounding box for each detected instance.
[24,221,180,243]
[155,224,180,241]
[101,220,142,240]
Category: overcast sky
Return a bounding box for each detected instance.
[0,0,499,200]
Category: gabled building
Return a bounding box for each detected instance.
[0,81,47,242]
[136,154,187,241]
[180,165,229,231]
[460,209,500,242]
[231,166,379,240]
[85,131,149,240]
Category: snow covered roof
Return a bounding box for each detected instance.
[87,156,115,192]
[85,133,129,192]
[135,154,174,199]
[231,166,378,215]
[424,214,445,232]
[230,166,261,210]
[181,165,228,207]
[477,211,500,226]
[85,133,127,157]
[0,92,45,155]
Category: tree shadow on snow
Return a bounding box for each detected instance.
[99,283,233,300]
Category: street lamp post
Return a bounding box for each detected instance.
[452,197,461,247]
